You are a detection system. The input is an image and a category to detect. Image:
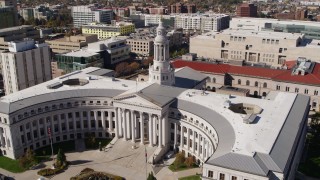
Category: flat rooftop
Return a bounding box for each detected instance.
[0,25,33,34]
[197,29,304,40]
[61,49,99,57]
[231,17,320,27]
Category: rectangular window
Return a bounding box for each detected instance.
[219,173,225,180]
[208,170,213,178]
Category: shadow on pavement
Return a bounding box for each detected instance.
[69,160,92,165]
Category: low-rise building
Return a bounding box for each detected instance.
[46,34,98,54]
[190,29,320,67]
[230,17,320,40]
[0,25,40,51]
[0,39,51,94]
[54,37,130,75]
[172,58,320,111]
[82,21,135,40]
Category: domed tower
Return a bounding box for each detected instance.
[149,20,175,86]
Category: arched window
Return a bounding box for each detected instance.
[206,77,211,83]
[212,78,216,83]
[246,80,250,86]
[262,92,267,96]
[255,81,258,87]
[238,79,241,85]
[263,82,267,88]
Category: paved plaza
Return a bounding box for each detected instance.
[0,139,201,180]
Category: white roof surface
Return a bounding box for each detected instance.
[177,89,297,156]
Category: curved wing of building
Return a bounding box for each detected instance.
[0,22,309,180]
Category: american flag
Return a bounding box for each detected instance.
[47,127,51,138]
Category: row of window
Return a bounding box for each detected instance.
[207,171,250,180]
[15,100,111,123]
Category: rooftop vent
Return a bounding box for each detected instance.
[243,114,257,124]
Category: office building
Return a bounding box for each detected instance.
[0,6,17,29]
[169,3,196,14]
[0,39,51,94]
[55,37,130,74]
[144,14,230,32]
[0,23,308,180]
[230,17,320,40]
[72,6,113,28]
[46,34,98,54]
[190,29,320,67]
[174,13,230,32]
[0,25,40,51]
[82,21,135,40]
[236,3,257,17]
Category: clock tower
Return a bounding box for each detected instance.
[149,20,175,86]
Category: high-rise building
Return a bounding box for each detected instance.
[0,39,52,94]
[0,6,17,29]
[72,6,113,28]
[149,20,175,86]
[236,3,257,17]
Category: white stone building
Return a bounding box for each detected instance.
[0,39,52,94]
[71,6,113,28]
[190,29,320,67]
[0,22,309,180]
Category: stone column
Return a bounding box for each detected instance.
[127,110,131,139]
[131,111,135,143]
[118,109,123,137]
[148,113,153,146]
[173,123,177,149]
[123,109,128,140]
[58,114,62,133]
[202,138,205,160]
[87,111,91,131]
[192,130,195,154]
[94,111,98,130]
[206,141,210,158]
[80,112,84,130]
[187,128,190,151]
[158,116,162,148]
[109,110,113,132]
[197,134,201,157]
[140,112,144,144]
[180,124,184,150]
[115,108,119,138]
[101,111,106,130]
[162,116,166,146]
[153,116,157,144]
[65,113,69,133]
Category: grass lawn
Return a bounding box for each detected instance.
[0,156,25,173]
[34,140,75,156]
[178,175,201,180]
[169,163,198,172]
[298,135,320,178]
[85,138,112,149]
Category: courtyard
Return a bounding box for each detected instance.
[0,138,201,180]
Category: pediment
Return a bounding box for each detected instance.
[113,93,161,108]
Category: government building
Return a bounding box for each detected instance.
[0,22,309,180]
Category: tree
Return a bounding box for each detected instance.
[173,152,185,169]
[129,62,140,72]
[147,172,157,180]
[56,148,66,167]
[311,113,320,137]
[19,148,36,169]
[184,156,195,168]
[142,56,154,67]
